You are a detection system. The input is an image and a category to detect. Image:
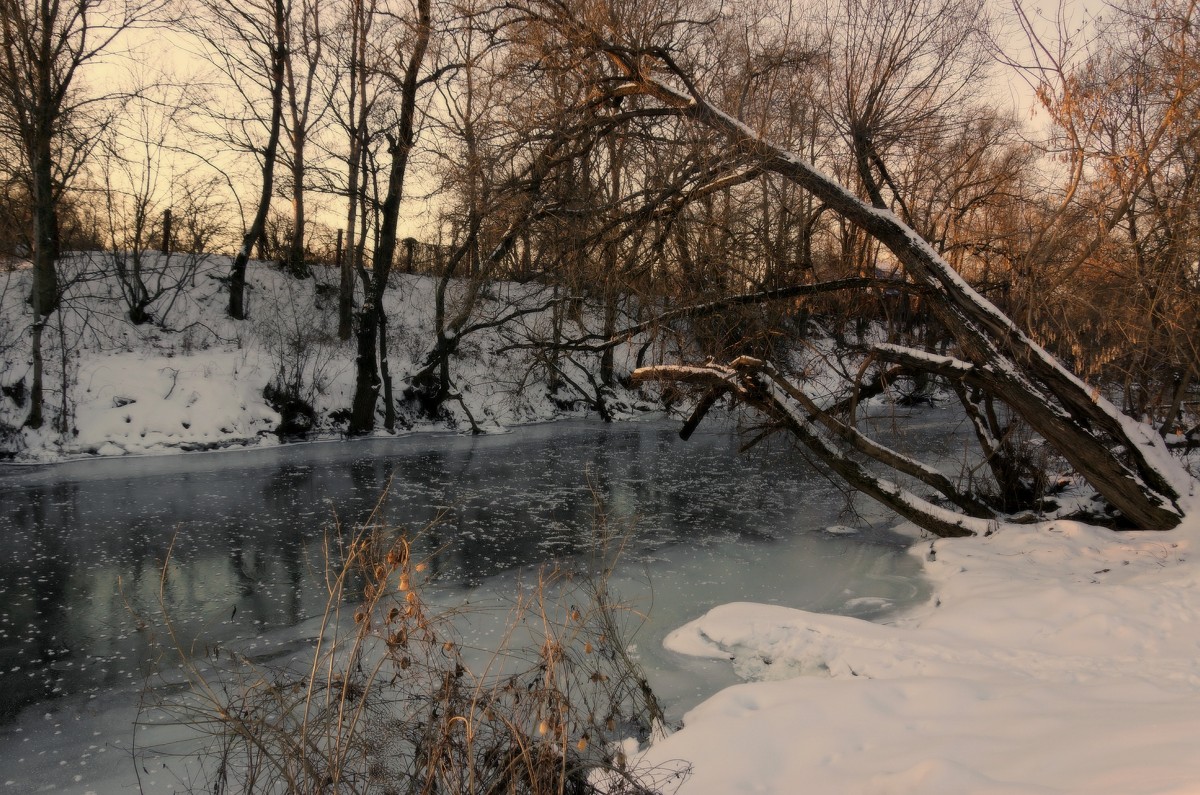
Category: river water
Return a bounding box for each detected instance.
[0,419,928,792]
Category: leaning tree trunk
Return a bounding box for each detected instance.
[612,59,1191,530]
[634,357,991,538]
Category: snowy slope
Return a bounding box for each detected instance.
[0,254,653,461]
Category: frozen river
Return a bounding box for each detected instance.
[0,418,928,792]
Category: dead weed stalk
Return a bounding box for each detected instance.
[139,491,686,794]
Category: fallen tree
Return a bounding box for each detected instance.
[520,2,1197,535]
[634,356,994,538]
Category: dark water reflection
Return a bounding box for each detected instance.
[0,419,923,725]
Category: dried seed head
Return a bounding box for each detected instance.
[538,720,550,736]
[415,562,427,572]
[576,736,588,752]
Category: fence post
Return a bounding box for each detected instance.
[162,208,172,256]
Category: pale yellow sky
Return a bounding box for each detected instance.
[80,0,1109,252]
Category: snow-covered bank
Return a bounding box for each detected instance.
[1,255,653,462]
[643,513,1200,794]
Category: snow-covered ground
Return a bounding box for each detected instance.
[0,254,654,461]
[641,510,1200,794]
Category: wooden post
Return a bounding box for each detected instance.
[161,209,172,256]
[403,236,415,273]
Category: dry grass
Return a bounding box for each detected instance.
[138,489,687,794]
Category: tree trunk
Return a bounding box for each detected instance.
[338,1,367,342]
[347,304,380,434]
[282,0,319,281]
[286,142,310,278]
[161,209,173,257]
[24,120,60,429]
[346,0,431,433]
[26,317,45,429]
[599,296,618,387]
[339,173,358,341]
[228,0,288,320]
[380,307,396,432]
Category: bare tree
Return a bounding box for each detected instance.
[190,0,289,319]
[328,0,380,341]
[346,0,434,434]
[280,0,327,278]
[96,92,214,327]
[1016,0,1200,439]
[0,0,163,428]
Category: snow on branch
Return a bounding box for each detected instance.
[633,358,992,538]
[874,343,976,375]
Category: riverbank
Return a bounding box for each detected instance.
[0,255,655,462]
[639,509,1200,794]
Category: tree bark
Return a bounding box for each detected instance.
[347,304,380,433]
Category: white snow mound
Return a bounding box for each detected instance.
[646,517,1200,794]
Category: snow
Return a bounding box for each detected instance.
[641,516,1200,794]
[874,342,975,372]
[1,254,654,461]
[71,349,282,456]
